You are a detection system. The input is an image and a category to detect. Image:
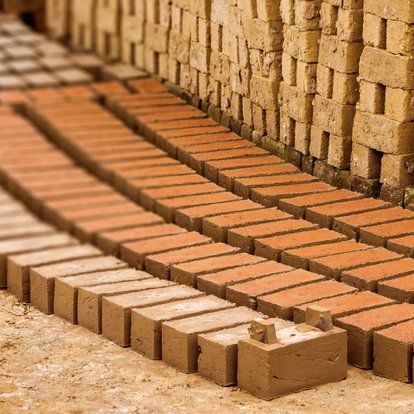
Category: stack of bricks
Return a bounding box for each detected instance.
[310,0,363,179]
[95,0,121,61]
[70,0,95,52]
[120,0,145,67]
[46,0,70,41]
[278,0,321,160]
[352,1,414,203]
[142,0,170,77]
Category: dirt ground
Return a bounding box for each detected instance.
[1,290,413,414]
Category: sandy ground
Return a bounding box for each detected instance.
[1,290,413,414]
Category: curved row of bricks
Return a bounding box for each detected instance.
[10,81,413,382]
[0,106,350,397]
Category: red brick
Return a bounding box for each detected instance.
[388,235,414,257]
[170,253,265,287]
[332,208,414,239]
[373,320,414,382]
[144,243,239,279]
[293,292,395,323]
[378,275,414,303]
[204,155,281,183]
[227,219,317,254]
[140,182,225,210]
[360,220,414,247]
[309,248,403,280]
[138,108,205,125]
[175,199,263,232]
[96,224,186,256]
[234,173,318,199]
[281,240,373,270]
[305,199,391,229]
[226,269,325,309]
[155,192,240,222]
[128,78,167,93]
[252,182,333,207]
[257,280,356,319]
[217,163,299,191]
[255,229,347,261]
[341,258,414,292]
[196,261,293,298]
[278,190,365,219]
[202,208,291,243]
[336,303,414,368]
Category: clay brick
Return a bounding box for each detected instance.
[7,244,101,302]
[310,248,402,280]
[217,163,298,191]
[305,198,391,229]
[175,199,263,232]
[120,232,211,269]
[155,192,240,222]
[332,208,414,239]
[252,182,333,207]
[257,280,357,319]
[278,189,364,218]
[336,303,414,369]
[378,276,414,304]
[202,208,291,243]
[388,235,414,257]
[0,233,75,288]
[171,253,266,288]
[228,219,318,254]
[102,285,203,346]
[226,270,325,310]
[145,243,239,280]
[373,320,414,383]
[53,269,153,324]
[255,229,347,261]
[96,224,186,256]
[359,220,414,247]
[162,307,263,373]
[131,296,234,359]
[281,240,372,270]
[342,258,414,292]
[0,222,54,242]
[140,182,225,210]
[293,291,395,323]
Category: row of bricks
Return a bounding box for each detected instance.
[0,185,347,395]
[23,84,414,305]
[0,123,411,384]
[11,85,414,375]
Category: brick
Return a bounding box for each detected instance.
[102,285,203,346]
[334,205,413,236]
[278,189,364,218]
[228,219,317,254]
[121,232,211,268]
[373,320,414,383]
[171,253,266,288]
[30,256,127,315]
[226,270,325,310]
[53,269,153,324]
[359,220,414,247]
[378,276,414,304]
[305,198,391,229]
[251,182,333,207]
[131,296,234,359]
[257,280,357,319]
[342,258,414,292]
[293,292,395,323]
[7,244,102,302]
[0,233,75,288]
[388,235,414,257]
[255,229,347,261]
[281,240,372,270]
[0,222,54,242]
[202,208,291,243]
[175,199,263,232]
[146,238,238,277]
[336,304,414,368]
[162,307,262,373]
